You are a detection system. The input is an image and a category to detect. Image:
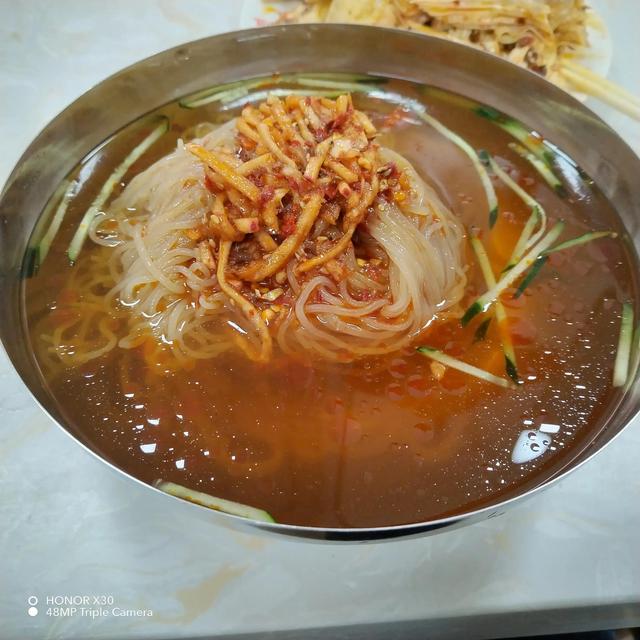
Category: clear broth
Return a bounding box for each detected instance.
[23,75,637,527]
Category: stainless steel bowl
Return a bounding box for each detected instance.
[1,24,639,542]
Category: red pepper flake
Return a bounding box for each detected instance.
[279,291,294,306]
[328,112,349,132]
[281,209,298,237]
[250,172,265,188]
[324,182,338,200]
[350,287,375,302]
[260,185,275,206]
[237,133,257,151]
[285,174,301,193]
[302,177,316,192]
[387,162,399,178]
[362,262,384,282]
[314,126,328,143]
[380,188,394,202]
[380,108,412,131]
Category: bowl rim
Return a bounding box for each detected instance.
[3,22,639,541]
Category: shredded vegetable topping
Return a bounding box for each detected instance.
[469,235,518,382]
[155,480,275,522]
[68,116,170,263]
[74,92,465,366]
[417,346,514,388]
[613,302,634,387]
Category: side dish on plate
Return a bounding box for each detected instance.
[275,0,640,120]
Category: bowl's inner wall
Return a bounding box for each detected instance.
[1,24,639,537]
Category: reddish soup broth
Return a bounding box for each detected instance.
[23,76,636,528]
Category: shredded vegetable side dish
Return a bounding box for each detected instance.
[277,0,640,120]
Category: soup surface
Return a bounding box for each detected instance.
[23,75,637,528]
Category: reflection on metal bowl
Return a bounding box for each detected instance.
[1,24,639,541]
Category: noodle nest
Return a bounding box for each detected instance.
[47,93,466,367]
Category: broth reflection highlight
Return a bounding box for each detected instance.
[23,74,637,527]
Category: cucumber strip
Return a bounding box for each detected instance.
[219,88,344,111]
[28,177,72,246]
[179,78,272,109]
[488,197,499,230]
[21,247,39,280]
[613,302,634,387]
[33,179,78,271]
[508,142,565,195]
[473,317,492,343]
[179,73,384,109]
[220,79,385,110]
[480,151,547,266]
[513,231,617,298]
[352,90,430,122]
[417,346,514,389]
[155,480,275,523]
[545,230,617,254]
[191,85,251,108]
[513,255,548,298]
[416,112,498,228]
[23,177,74,276]
[462,221,565,326]
[421,86,480,110]
[470,236,518,381]
[475,106,554,167]
[507,205,543,269]
[625,323,640,391]
[298,73,384,84]
[294,77,383,93]
[67,116,169,264]
[505,356,518,383]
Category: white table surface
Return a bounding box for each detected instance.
[1,2,639,639]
